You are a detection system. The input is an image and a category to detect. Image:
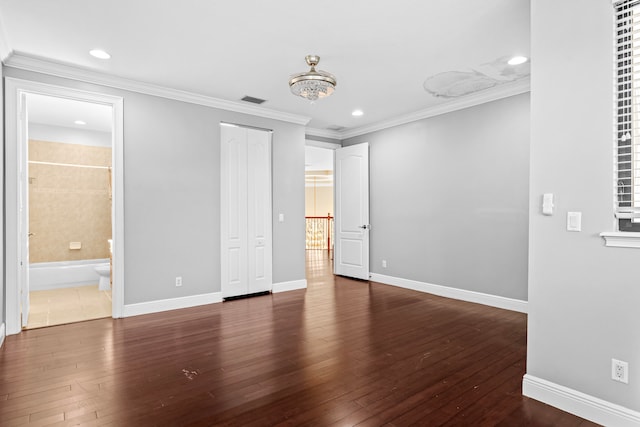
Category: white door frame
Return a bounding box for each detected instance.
[4,78,125,334]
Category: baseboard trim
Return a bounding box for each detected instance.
[523,374,640,427]
[123,292,223,317]
[122,280,308,317]
[0,323,5,349]
[272,279,307,293]
[369,273,527,313]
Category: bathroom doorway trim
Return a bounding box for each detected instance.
[4,78,125,335]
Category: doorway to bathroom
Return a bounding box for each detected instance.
[24,94,114,328]
[4,78,125,335]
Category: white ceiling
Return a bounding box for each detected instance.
[0,0,530,136]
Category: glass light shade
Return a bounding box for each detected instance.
[289,55,337,101]
[290,78,336,101]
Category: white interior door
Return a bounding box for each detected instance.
[247,129,272,294]
[221,126,248,298]
[334,143,370,280]
[221,124,272,298]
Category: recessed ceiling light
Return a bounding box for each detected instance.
[508,56,528,66]
[74,120,86,125]
[89,49,111,59]
[352,109,364,117]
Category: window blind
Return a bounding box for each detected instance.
[615,0,640,223]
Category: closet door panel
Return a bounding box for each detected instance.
[221,127,248,298]
[221,125,271,298]
[247,129,272,294]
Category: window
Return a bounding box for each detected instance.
[615,0,640,231]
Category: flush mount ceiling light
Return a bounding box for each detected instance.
[74,120,86,125]
[289,55,337,101]
[352,109,364,117]
[89,49,111,59]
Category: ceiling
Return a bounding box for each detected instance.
[0,0,530,137]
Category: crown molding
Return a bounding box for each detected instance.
[305,127,343,140]
[339,77,531,140]
[4,52,311,126]
[4,52,530,138]
[305,139,341,149]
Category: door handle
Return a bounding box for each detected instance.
[358,225,370,230]
[28,232,35,237]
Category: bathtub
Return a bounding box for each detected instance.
[29,258,110,291]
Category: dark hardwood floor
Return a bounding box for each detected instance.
[0,251,600,426]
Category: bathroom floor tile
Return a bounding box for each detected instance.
[29,290,52,304]
[49,308,86,325]
[81,304,109,317]
[28,301,50,314]
[77,284,100,295]
[26,312,49,328]
[26,285,111,329]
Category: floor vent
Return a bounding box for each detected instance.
[223,290,271,301]
[240,95,267,105]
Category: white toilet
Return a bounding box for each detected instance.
[95,263,111,291]
[95,239,113,291]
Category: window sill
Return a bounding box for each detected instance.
[600,232,640,248]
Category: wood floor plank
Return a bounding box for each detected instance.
[0,251,601,426]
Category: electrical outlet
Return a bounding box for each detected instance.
[612,358,629,384]
[175,276,182,287]
[382,260,387,268]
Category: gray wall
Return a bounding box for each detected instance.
[343,93,530,301]
[528,0,640,411]
[3,67,306,307]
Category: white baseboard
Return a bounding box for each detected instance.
[523,374,640,427]
[0,323,5,349]
[123,292,223,317]
[369,273,527,313]
[272,279,307,293]
[122,280,308,317]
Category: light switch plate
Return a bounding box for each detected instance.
[542,193,554,215]
[567,212,582,231]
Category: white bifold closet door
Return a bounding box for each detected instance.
[220,124,272,299]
